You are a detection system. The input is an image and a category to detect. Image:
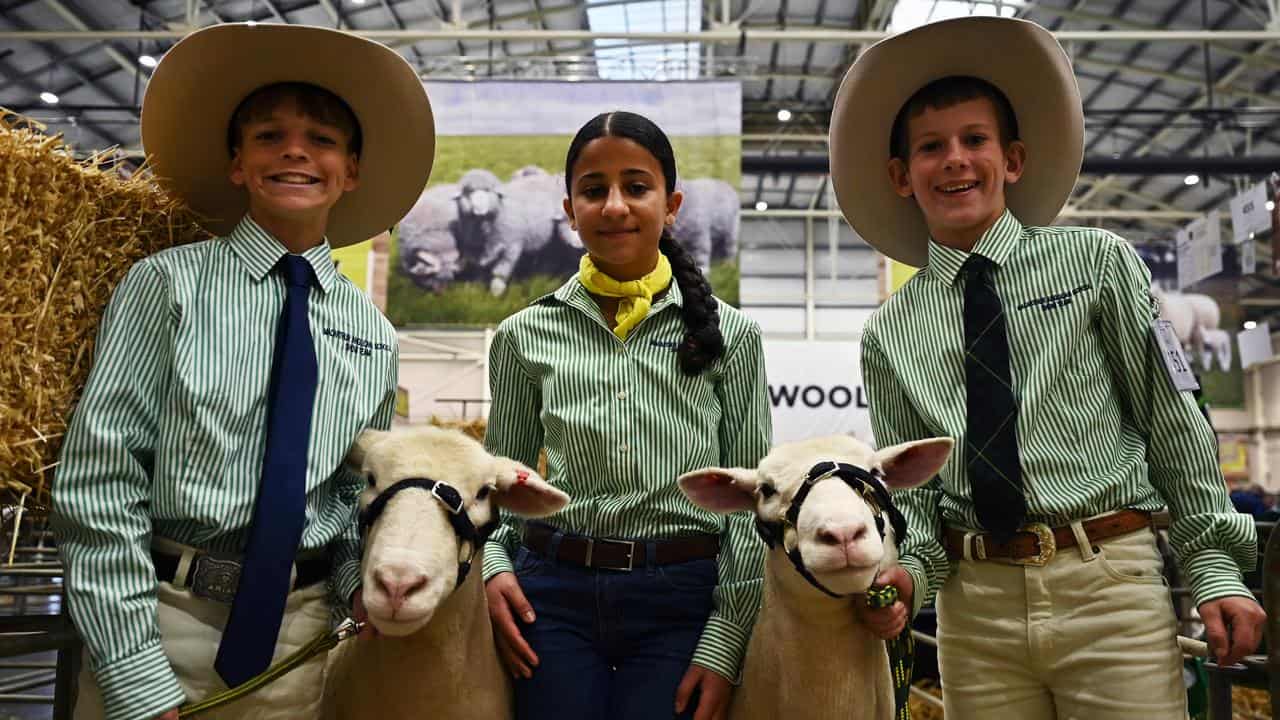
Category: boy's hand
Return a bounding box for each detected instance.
[854,566,914,640]
[351,588,378,639]
[1199,596,1266,667]
[674,664,731,720]
[154,710,178,720]
[485,572,539,679]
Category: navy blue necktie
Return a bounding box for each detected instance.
[962,255,1027,539]
[215,254,317,688]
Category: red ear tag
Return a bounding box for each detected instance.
[712,474,732,485]
[515,470,529,485]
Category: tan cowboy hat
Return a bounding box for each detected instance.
[829,17,1083,267]
[142,23,435,248]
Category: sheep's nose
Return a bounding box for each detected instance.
[815,521,869,547]
[373,563,429,610]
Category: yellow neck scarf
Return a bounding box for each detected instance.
[578,253,673,340]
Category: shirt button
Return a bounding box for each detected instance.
[619,443,630,454]
[617,390,628,400]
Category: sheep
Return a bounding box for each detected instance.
[396,182,462,292]
[678,434,954,720]
[323,426,570,720]
[672,178,740,272]
[1151,287,1227,370]
[453,167,582,295]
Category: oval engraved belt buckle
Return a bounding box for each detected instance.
[1010,523,1056,566]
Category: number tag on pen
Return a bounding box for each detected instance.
[1152,319,1200,392]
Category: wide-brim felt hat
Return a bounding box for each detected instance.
[142,23,435,248]
[828,16,1083,267]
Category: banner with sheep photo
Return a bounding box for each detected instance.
[381,80,742,326]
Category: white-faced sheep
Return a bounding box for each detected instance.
[672,178,740,272]
[1151,287,1231,371]
[678,434,953,720]
[323,426,569,720]
[397,183,462,292]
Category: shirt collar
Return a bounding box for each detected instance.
[225,214,338,294]
[540,271,685,316]
[926,209,1024,287]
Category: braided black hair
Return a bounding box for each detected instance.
[565,111,725,376]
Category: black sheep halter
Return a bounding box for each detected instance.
[359,477,500,588]
[754,460,907,598]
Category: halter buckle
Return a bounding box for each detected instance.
[585,538,636,571]
[1010,523,1056,566]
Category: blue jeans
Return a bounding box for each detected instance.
[512,533,718,720]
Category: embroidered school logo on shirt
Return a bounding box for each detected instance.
[322,328,393,357]
[1016,285,1092,312]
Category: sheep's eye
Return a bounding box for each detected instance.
[758,484,777,499]
[476,485,494,501]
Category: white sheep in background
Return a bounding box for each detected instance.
[679,434,953,720]
[396,182,462,292]
[323,426,570,720]
[672,178,740,272]
[1151,287,1232,371]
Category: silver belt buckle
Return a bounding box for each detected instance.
[190,554,242,604]
[587,538,636,571]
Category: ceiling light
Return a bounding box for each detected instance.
[1250,232,1256,240]
[40,91,59,105]
[1268,200,1276,212]
[1183,174,1200,186]
[1244,321,1258,331]
[755,201,768,211]
[246,20,258,27]
[777,109,792,122]
[138,54,157,68]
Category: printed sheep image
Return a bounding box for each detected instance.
[1151,287,1233,372]
[396,182,462,292]
[323,426,570,720]
[672,178,740,272]
[454,167,581,295]
[679,434,953,720]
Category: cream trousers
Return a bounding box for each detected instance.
[73,581,331,720]
[936,525,1187,720]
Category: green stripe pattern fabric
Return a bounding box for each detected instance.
[482,276,772,681]
[51,216,398,720]
[862,210,1256,615]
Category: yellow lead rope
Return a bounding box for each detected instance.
[177,618,365,718]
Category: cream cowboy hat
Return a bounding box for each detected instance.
[828,17,1083,267]
[142,23,435,248]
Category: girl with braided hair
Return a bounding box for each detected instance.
[481,110,772,720]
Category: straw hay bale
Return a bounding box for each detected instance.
[0,113,208,513]
[1233,685,1271,719]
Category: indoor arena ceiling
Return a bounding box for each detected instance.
[2,0,1280,235]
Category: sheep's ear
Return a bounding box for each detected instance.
[872,438,954,490]
[677,467,761,514]
[345,429,392,474]
[490,457,569,518]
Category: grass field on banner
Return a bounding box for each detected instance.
[386,134,742,327]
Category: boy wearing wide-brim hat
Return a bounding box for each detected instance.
[831,16,1265,719]
[51,23,434,720]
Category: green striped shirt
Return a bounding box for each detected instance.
[863,210,1255,615]
[481,276,772,681]
[51,216,398,720]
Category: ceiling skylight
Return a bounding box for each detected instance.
[587,0,701,80]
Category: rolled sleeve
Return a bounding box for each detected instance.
[95,641,188,720]
[1097,238,1255,606]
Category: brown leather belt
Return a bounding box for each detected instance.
[523,523,720,572]
[943,510,1152,566]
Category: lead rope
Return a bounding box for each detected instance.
[865,585,913,720]
[177,618,365,718]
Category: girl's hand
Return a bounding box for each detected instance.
[853,566,913,640]
[674,664,731,720]
[485,572,540,679]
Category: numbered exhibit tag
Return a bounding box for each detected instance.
[1152,319,1200,392]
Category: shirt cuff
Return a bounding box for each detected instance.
[332,557,363,608]
[482,541,515,582]
[691,614,753,684]
[94,640,187,720]
[1182,548,1254,607]
[898,554,931,617]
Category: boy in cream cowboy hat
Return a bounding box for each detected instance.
[51,23,434,720]
[830,16,1265,719]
